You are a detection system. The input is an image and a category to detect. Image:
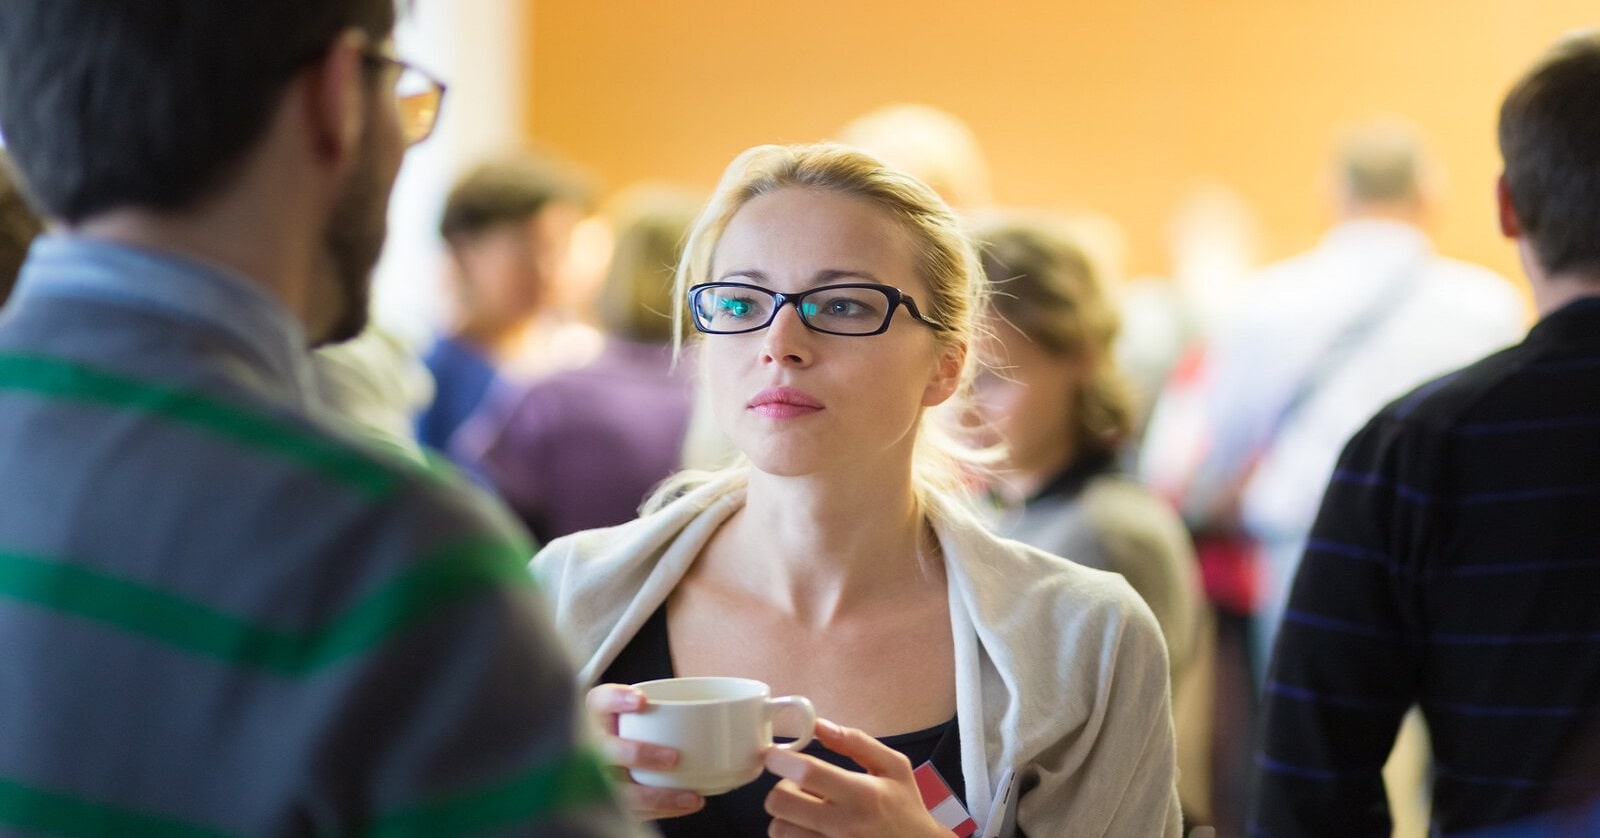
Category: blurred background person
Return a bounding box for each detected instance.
[1141,115,1527,676]
[1139,118,1527,836]
[966,210,1214,828]
[0,150,44,304]
[459,185,699,543]
[834,103,994,213]
[414,151,593,452]
[1251,32,1600,836]
[1116,181,1262,444]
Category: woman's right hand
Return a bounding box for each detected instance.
[586,683,706,820]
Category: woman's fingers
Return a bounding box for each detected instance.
[811,718,914,781]
[767,806,828,838]
[764,777,835,833]
[765,745,869,808]
[585,683,646,735]
[765,719,947,837]
[586,683,679,772]
[584,682,703,822]
[598,733,681,773]
[619,782,705,820]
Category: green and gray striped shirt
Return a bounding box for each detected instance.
[0,237,639,837]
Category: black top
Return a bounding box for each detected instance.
[1250,297,1600,835]
[601,602,966,837]
[1025,447,1119,504]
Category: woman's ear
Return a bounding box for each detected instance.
[922,340,968,407]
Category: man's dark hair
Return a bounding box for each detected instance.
[1499,31,1600,279]
[439,154,593,245]
[0,1,397,224]
[0,150,44,303]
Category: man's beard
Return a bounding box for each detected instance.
[316,146,390,347]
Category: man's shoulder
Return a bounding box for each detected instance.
[207,360,526,549]
[0,344,538,682]
[1368,338,1533,435]
[1,336,529,573]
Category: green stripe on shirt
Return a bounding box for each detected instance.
[0,750,615,838]
[0,776,236,838]
[0,538,536,676]
[0,353,400,500]
[365,749,617,837]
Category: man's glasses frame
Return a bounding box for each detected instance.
[361,52,447,146]
[687,281,945,337]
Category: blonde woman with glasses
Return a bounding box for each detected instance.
[533,144,1180,837]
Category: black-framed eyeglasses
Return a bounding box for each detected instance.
[688,282,944,336]
[361,53,447,146]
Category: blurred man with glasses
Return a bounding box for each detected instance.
[0,3,637,835]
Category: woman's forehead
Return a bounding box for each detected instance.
[710,187,920,288]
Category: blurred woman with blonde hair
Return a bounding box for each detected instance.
[968,210,1213,824]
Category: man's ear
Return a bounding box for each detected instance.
[923,339,968,407]
[1496,174,1524,239]
[304,29,369,168]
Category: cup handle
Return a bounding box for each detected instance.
[766,695,817,752]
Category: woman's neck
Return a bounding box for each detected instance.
[712,469,936,625]
[994,434,1078,505]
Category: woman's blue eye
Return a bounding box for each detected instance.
[719,298,752,318]
[815,296,874,318]
[827,300,862,316]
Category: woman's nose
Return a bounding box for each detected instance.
[760,302,813,366]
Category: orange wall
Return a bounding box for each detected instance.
[525,1,1596,289]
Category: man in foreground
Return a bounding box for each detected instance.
[0,3,636,834]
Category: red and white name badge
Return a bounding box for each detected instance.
[913,761,977,837]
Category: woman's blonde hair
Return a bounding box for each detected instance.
[649,143,989,522]
[970,211,1134,458]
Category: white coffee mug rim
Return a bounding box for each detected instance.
[632,676,770,705]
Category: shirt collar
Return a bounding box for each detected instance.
[1529,293,1600,345]
[1319,218,1432,256]
[12,235,317,405]
[1023,448,1119,505]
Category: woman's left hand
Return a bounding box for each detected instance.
[763,718,952,838]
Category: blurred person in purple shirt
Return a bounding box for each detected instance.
[415,153,592,452]
[457,186,699,542]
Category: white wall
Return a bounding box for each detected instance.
[373,0,530,346]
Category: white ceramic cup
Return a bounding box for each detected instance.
[618,676,817,795]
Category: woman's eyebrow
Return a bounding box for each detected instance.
[716,269,770,284]
[713,269,880,287]
[813,269,879,284]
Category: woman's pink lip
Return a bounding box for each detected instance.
[748,387,823,418]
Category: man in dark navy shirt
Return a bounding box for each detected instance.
[1251,31,1600,837]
